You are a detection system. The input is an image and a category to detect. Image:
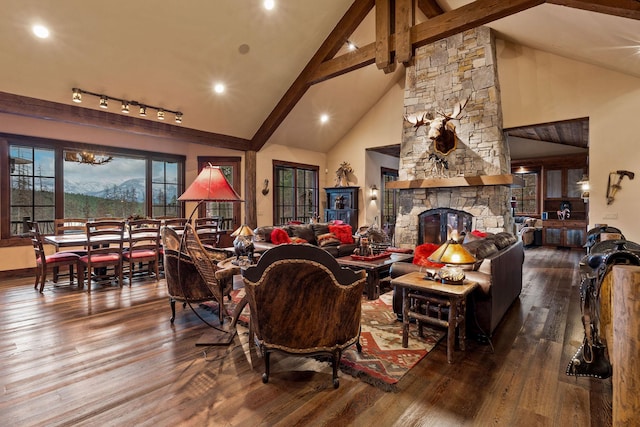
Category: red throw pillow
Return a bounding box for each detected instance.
[328,224,354,244]
[270,228,291,245]
[471,229,487,238]
[412,243,445,268]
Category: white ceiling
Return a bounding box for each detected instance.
[0,1,638,154]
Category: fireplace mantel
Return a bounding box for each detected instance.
[385,174,521,189]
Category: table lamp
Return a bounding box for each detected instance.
[231,224,255,265]
[427,230,476,285]
[177,164,243,346]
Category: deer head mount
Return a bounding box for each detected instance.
[404,98,469,156]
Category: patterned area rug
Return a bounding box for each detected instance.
[206,290,444,391]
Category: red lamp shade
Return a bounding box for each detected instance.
[178,165,243,202]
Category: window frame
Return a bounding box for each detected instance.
[272,160,319,226]
[1,133,185,239]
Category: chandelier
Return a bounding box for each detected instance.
[64,151,113,166]
[72,88,183,124]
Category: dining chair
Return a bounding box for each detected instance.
[194,216,222,247]
[78,220,126,292]
[27,221,81,293]
[161,217,189,230]
[123,218,161,285]
[53,218,88,256]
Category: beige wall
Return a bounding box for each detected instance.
[326,78,405,227]
[497,40,640,242]
[255,143,328,227]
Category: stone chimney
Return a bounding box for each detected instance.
[395,27,514,247]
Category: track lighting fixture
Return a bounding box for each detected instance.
[71,88,183,124]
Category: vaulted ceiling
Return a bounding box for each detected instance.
[0,1,638,155]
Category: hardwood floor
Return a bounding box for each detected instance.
[0,247,612,426]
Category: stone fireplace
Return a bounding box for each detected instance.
[395,27,514,247]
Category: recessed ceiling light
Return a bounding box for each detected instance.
[264,0,275,11]
[347,41,357,51]
[213,83,225,94]
[320,114,329,124]
[32,24,50,39]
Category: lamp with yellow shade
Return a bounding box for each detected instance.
[427,231,477,285]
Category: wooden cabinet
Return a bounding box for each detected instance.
[542,219,587,248]
[324,186,359,230]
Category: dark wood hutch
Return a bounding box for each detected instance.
[324,186,359,230]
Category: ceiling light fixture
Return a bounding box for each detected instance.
[320,114,329,124]
[263,0,275,11]
[71,88,183,123]
[213,83,225,94]
[32,24,50,39]
[347,40,358,51]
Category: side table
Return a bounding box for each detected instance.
[391,271,478,364]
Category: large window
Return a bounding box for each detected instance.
[2,134,185,238]
[273,161,319,225]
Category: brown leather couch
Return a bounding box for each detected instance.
[252,223,358,257]
[390,232,524,338]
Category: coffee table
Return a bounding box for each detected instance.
[392,271,478,363]
[336,253,413,300]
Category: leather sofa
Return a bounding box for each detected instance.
[252,223,358,257]
[390,232,524,338]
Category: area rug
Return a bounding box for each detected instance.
[204,290,445,391]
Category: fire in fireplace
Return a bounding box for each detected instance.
[418,208,473,245]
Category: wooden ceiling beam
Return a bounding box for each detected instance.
[375,0,392,70]
[546,0,640,20]
[0,91,252,150]
[417,0,444,18]
[249,0,375,151]
[395,0,415,64]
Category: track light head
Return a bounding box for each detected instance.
[121,101,130,113]
[99,96,108,109]
[175,112,183,123]
[139,105,147,116]
[157,109,165,120]
[72,88,82,103]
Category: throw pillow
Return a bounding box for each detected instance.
[271,228,291,245]
[412,243,445,268]
[289,236,308,244]
[328,224,354,244]
[317,232,341,247]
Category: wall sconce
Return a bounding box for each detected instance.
[71,87,183,124]
[577,173,590,203]
[370,185,378,200]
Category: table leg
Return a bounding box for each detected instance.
[402,287,409,348]
[459,298,466,351]
[447,296,457,364]
[365,269,380,300]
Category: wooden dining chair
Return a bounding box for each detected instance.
[123,219,162,285]
[27,221,81,293]
[54,218,86,235]
[194,217,222,247]
[161,217,189,230]
[78,220,126,292]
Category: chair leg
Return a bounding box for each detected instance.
[38,267,46,293]
[34,265,41,290]
[170,298,176,323]
[262,350,270,384]
[53,266,59,283]
[332,350,341,389]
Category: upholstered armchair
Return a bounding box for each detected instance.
[241,244,366,388]
[162,227,236,323]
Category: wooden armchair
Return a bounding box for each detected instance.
[162,226,235,323]
[241,244,366,388]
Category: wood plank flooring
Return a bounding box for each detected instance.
[0,247,612,426]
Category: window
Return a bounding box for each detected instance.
[9,145,55,235]
[273,161,319,225]
[1,134,185,238]
[512,171,539,215]
[381,167,399,242]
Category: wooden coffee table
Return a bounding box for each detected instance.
[391,271,478,363]
[336,253,413,300]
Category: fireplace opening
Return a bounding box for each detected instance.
[418,208,474,245]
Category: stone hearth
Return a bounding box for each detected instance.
[395,27,514,248]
